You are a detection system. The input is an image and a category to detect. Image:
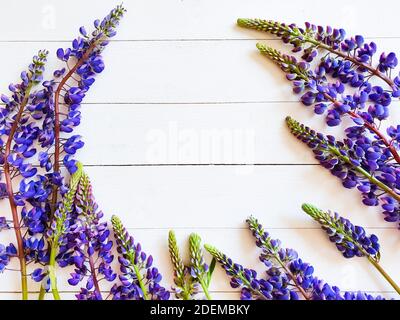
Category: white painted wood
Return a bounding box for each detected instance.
[0,38,399,104]
[0,0,399,41]
[75,102,400,165]
[0,0,399,300]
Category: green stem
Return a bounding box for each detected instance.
[367,256,400,295]
[48,242,61,300]
[132,264,149,300]
[21,263,28,300]
[198,279,212,300]
[38,287,45,300]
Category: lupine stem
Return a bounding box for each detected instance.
[48,242,61,300]
[367,256,400,295]
[133,264,149,300]
[198,279,212,300]
[88,253,102,299]
[38,287,45,300]
[4,82,33,300]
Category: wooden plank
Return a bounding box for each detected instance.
[75,102,400,165]
[0,165,393,230]
[0,39,399,104]
[0,0,399,41]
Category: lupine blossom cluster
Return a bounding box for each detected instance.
[62,170,116,300]
[168,231,215,300]
[302,204,400,294]
[0,5,126,300]
[110,215,170,300]
[237,19,400,229]
[302,204,380,259]
[0,49,55,299]
[237,19,400,96]
[286,116,400,225]
[205,216,385,300]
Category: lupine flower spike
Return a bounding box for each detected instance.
[0,50,49,299]
[189,233,215,300]
[41,162,83,299]
[302,204,400,295]
[237,22,400,229]
[111,215,170,300]
[35,4,126,300]
[206,217,384,300]
[237,19,400,93]
[254,44,397,152]
[286,116,400,227]
[205,244,273,300]
[168,231,215,300]
[62,171,116,300]
[168,231,198,300]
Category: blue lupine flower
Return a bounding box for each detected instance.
[0,217,10,231]
[57,172,116,300]
[286,116,400,227]
[237,19,399,95]
[205,244,275,300]
[111,215,170,300]
[302,204,380,260]
[206,216,386,300]
[238,19,400,232]
[303,204,400,294]
[0,243,17,273]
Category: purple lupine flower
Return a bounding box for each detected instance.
[31,163,83,298]
[0,183,8,199]
[0,217,10,231]
[253,44,400,180]
[239,23,400,229]
[255,44,392,129]
[247,216,316,300]
[0,243,17,273]
[302,204,380,259]
[0,50,53,298]
[204,244,275,300]
[286,116,400,228]
[206,217,386,300]
[237,19,400,96]
[302,204,400,295]
[29,5,125,300]
[0,5,125,300]
[111,215,170,300]
[58,171,116,300]
[48,4,126,180]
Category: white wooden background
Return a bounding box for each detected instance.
[0,0,399,300]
